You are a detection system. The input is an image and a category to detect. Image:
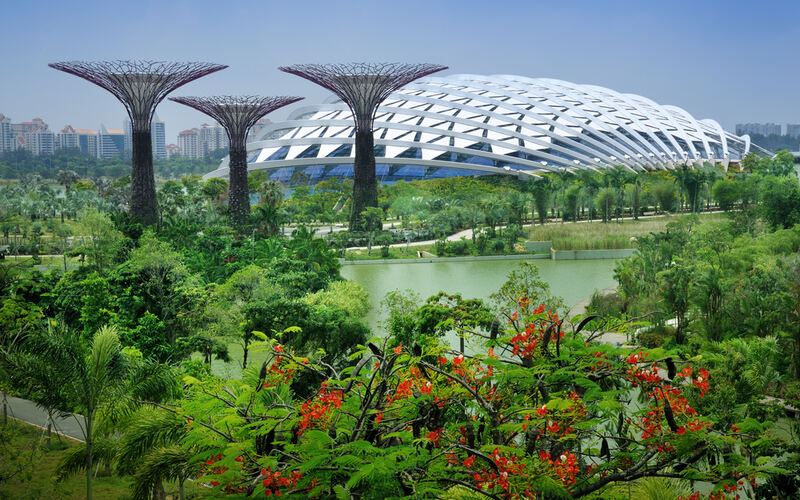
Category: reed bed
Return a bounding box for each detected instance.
[528,213,724,250]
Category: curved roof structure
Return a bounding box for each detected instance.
[204,74,765,183]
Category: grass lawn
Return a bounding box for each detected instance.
[344,244,436,261]
[0,419,130,499]
[528,213,725,250]
[0,419,209,499]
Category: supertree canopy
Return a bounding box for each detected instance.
[279,63,447,231]
[49,60,228,224]
[169,95,303,224]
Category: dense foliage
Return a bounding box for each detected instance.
[1,152,799,498]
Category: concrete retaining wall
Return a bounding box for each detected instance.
[550,248,636,260]
[341,253,550,265]
[341,248,636,265]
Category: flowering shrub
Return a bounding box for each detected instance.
[171,299,774,499]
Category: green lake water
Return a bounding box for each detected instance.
[341,258,619,331]
[208,258,619,377]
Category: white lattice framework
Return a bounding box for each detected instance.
[204,74,766,181]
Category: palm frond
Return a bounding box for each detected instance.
[116,407,186,476]
[131,445,197,500]
[55,436,118,480]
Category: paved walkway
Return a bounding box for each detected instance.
[3,394,85,442]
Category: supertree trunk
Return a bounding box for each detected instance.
[130,129,157,224]
[350,128,378,230]
[228,139,250,224]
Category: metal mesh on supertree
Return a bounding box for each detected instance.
[278,63,447,131]
[168,95,303,146]
[48,60,228,131]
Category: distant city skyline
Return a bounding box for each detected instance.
[0,111,273,158]
[4,0,800,142]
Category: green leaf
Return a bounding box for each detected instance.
[333,484,350,500]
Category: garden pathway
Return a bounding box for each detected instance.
[2,394,85,442]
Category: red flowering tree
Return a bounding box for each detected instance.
[154,301,778,499]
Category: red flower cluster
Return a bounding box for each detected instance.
[472,448,525,493]
[676,366,711,397]
[197,453,241,492]
[538,450,579,486]
[298,383,344,434]
[261,467,302,497]
[509,306,563,361]
[263,356,296,389]
[588,350,613,372]
[625,351,663,387]
[426,428,443,447]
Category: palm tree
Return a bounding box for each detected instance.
[56,169,81,196]
[116,407,193,500]
[528,177,552,225]
[22,325,127,500]
[577,170,600,221]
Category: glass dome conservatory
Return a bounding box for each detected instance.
[203,74,766,184]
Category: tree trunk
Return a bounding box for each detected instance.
[130,130,157,225]
[85,416,93,500]
[349,129,378,232]
[228,140,250,226]
[155,480,166,500]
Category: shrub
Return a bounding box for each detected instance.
[492,238,505,253]
[637,324,676,348]
[446,239,469,256]
[587,290,624,317]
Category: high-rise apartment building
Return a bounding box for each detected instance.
[23,123,55,155]
[152,115,166,159]
[0,114,13,152]
[198,123,228,156]
[2,117,56,155]
[57,125,81,150]
[176,123,228,158]
[178,128,200,158]
[97,125,125,158]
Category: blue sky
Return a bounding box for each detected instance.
[3,0,799,142]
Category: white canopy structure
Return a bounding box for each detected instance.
[204,74,766,183]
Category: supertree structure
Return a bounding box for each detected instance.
[48,60,227,224]
[169,95,303,224]
[279,63,447,231]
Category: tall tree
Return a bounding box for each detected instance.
[22,325,127,500]
[169,96,302,225]
[279,63,447,231]
[49,60,227,224]
[55,169,80,196]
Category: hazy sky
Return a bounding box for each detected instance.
[3,0,798,142]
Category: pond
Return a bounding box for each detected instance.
[207,258,620,377]
[341,258,620,331]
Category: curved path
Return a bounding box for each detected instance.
[3,394,85,442]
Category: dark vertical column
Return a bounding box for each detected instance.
[130,129,156,224]
[228,138,250,225]
[350,128,378,231]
